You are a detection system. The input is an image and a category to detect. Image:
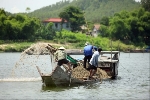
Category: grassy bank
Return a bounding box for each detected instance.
[0,40,81,52]
[0,40,145,53]
[0,42,33,52]
[0,29,147,52]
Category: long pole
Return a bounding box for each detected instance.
[111,39,113,76]
[111,39,112,60]
[118,39,120,58]
[83,10,93,45]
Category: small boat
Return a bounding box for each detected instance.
[36,44,120,87]
[36,65,101,87]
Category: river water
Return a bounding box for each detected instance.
[0,52,149,99]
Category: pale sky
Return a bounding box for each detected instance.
[0,0,141,13]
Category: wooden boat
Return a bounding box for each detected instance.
[36,44,120,87]
[36,65,101,87]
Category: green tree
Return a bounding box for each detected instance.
[109,16,130,41]
[26,7,31,13]
[45,22,55,39]
[59,6,85,32]
[0,9,7,39]
[138,10,150,45]
[0,9,41,40]
[35,22,56,40]
[100,16,109,26]
[21,16,40,40]
[99,8,150,46]
[141,0,150,12]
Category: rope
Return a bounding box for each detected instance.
[119,63,135,77]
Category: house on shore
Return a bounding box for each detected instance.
[80,24,100,37]
[42,18,71,31]
[92,24,100,37]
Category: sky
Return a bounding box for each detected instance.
[0,0,141,13]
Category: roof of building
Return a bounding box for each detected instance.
[80,25,87,29]
[43,18,67,23]
[94,24,100,30]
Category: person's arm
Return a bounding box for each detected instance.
[54,51,58,61]
[65,52,67,59]
[83,47,86,55]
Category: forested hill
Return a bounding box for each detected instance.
[27,0,140,22]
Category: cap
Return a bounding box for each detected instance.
[85,42,90,46]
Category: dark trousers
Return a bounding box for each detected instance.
[83,55,92,68]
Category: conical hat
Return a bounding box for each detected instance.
[58,46,65,50]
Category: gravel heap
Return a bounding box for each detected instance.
[72,65,110,80]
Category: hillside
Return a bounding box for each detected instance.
[27,0,141,22]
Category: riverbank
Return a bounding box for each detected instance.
[0,41,84,53]
[0,41,147,53]
[0,42,33,52]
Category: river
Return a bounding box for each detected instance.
[0,52,149,99]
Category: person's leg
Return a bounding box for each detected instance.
[63,59,72,70]
[67,62,72,70]
[84,56,88,68]
[87,55,92,63]
[89,66,97,79]
[86,55,92,70]
[89,65,94,79]
[91,69,97,77]
[89,69,93,77]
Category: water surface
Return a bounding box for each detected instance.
[0,52,149,99]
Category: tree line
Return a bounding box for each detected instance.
[27,0,140,23]
[0,9,41,41]
[0,0,150,46]
[100,7,150,46]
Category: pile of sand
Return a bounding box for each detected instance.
[72,65,110,80]
[23,43,50,55]
[72,66,90,78]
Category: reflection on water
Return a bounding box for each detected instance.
[41,84,72,92]
[0,52,149,99]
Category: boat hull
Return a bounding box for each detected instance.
[37,65,102,87]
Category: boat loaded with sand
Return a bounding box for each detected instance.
[34,44,120,87]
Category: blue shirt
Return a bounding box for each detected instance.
[84,45,93,56]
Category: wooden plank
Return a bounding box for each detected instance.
[66,50,120,55]
[36,66,43,76]
[99,60,119,63]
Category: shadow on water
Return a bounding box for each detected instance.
[41,82,99,91]
[41,84,76,92]
[41,77,122,91]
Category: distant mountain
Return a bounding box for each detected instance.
[27,0,140,22]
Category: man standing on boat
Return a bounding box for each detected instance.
[54,46,71,70]
[83,42,93,69]
[88,47,102,80]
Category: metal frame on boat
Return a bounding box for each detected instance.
[98,51,119,79]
